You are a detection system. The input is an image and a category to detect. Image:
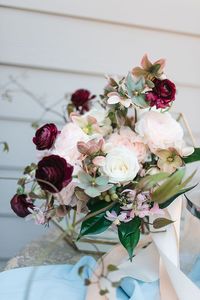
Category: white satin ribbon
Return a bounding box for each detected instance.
[86,197,200,300]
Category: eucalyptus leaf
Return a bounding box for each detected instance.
[153,218,174,229]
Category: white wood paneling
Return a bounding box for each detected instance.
[0,170,21,215]
[1,8,200,87]
[0,0,200,36]
[0,65,104,121]
[0,216,48,259]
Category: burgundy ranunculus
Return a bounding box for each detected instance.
[33,123,58,150]
[145,79,176,109]
[10,194,34,217]
[71,89,95,113]
[35,155,73,193]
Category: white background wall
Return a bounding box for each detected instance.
[0,0,200,262]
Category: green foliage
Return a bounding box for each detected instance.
[84,279,91,286]
[149,63,161,74]
[99,289,109,296]
[2,142,9,152]
[159,184,197,209]
[137,172,170,190]
[153,218,174,229]
[78,265,85,276]
[107,264,119,272]
[78,202,120,239]
[152,168,185,203]
[118,217,141,261]
[183,148,200,164]
[24,163,37,175]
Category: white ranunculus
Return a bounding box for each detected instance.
[102,147,140,183]
[135,111,185,154]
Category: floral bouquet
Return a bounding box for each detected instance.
[10,54,200,264]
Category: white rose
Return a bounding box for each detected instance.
[102,147,140,183]
[135,111,185,153]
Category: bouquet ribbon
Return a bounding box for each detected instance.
[86,197,200,300]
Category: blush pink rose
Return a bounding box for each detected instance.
[54,123,89,173]
[106,127,148,162]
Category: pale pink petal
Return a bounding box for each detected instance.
[141,54,152,69]
[107,95,120,105]
[120,98,132,108]
[87,115,97,124]
[150,203,164,215]
[92,156,106,166]
[154,58,166,72]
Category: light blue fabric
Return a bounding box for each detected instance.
[0,256,199,300]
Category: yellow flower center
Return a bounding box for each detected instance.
[167,157,174,162]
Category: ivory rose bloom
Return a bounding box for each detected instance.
[135,111,192,155]
[102,147,140,183]
[105,127,148,162]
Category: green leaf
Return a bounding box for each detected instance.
[2,142,9,152]
[78,202,119,239]
[137,172,170,190]
[112,281,121,288]
[107,264,118,272]
[31,121,40,129]
[153,218,174,229]
[99,289,109,296]
[78,265,84,276]
[78,212,111,238]
[16,186,25,195]
[146,79,155,88]
[118,217,141,261]
[84,279,91,286]
[24,163,37,175]
[150,63,161,74]
[152,168,185,203]
[159,184,197,209]
[17,177,26,187]
[183,148,200,164]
